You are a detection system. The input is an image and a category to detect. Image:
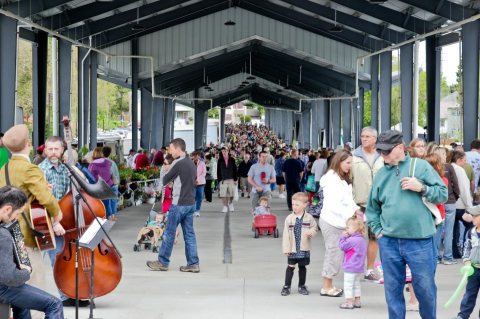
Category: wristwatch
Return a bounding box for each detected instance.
[420,184,427,195]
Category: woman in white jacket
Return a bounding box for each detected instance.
[319,149,361,297]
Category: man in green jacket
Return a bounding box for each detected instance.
[0,133,9,169]
[366,130,447,319]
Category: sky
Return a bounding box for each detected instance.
[417,41,460,85]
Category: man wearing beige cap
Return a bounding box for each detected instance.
[0,124,65,317]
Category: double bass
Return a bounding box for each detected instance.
[53,116,122,299]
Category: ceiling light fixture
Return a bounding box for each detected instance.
[130,7,145,31]
[224,0,236,26]
[329,10,343,33]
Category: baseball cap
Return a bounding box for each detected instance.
[376,130,403,151]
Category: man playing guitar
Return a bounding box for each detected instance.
[0,124,65,318]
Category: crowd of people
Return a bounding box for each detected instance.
[2,120,480,318]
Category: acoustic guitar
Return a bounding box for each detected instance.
[29,202,56,251]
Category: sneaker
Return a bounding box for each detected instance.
[194,211,200,217]
[222,206,228,213]
[298,286,309,295]
[146,260,169,271]
[353,301,362,308]
[442,260,458,265]
[179,264,200,273]
[406,302,419,312]
[241,192,244,197]
[228,203,234,212]
[339,302,354,309]
[281,286,290,296]
[279,193,286,199]
[364,270,381,282]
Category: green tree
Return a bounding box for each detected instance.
[208,108,219,119]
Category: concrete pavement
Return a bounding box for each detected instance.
[47,194,478,319]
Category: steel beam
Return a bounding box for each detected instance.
[400,43,413,142]
[280,0,405,44]
[399,0,476,22]
[330,0,436,34]
[0,15,17,134]
[3,0,71,18]
[220,108,226,143]
[324,100,331,148]
[240,0,386,52]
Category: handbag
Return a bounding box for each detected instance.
[409,158,443,225]
[305,175,316,192]
[233,187,239,202]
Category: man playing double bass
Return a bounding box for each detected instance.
[0,124,65,318]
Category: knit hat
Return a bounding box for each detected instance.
[3,124,29,152]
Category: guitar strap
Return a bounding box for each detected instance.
[4,163,40,238]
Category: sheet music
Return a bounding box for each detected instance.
[79,218,107,245]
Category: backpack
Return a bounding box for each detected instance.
[308,187,324,218]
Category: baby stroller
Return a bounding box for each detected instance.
[133,186,171,253]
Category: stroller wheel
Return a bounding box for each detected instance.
[133,244,140,252]
[145,243,152,250]
[254,229,259,239]
[274,228,279,238]
[152,246,158,253]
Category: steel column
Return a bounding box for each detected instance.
[370,55,379,130]
[0,15,17,134]
[341,99,351,143]
[32,31,48,149]
[380,51,392,132]
[89,52,98,150]
[140,87,153,150]
[58,39,71,138]
[220,108,226,143]
[194,107,206,150]
[77,47,86,146]
[324,100,331,148]
[400,43,414,143]
[153,97,165,149]
[332,100,341,148]
[163,99,174,144]
[426,36,441,143]
[131,38,139,150]
[311,104,319,150]
[462,21,480,150]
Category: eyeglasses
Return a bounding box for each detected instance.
[414,145,426,149]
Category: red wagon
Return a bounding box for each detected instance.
[252,214,279,238]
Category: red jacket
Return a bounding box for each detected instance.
[135,153,150,170]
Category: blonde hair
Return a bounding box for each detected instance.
[292,192,308,204]
[347,217,365,235]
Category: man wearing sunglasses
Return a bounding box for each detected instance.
[366,130,447,319]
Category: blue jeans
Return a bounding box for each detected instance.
[458,267,480,318]
[110,185,118,215]
[158,204,199,266]
[433,223,444,261]
[44,236,68,301]
[195,185,205,211]
[442,204,457,261]
[0,283,64,319]
[378,236,437,319]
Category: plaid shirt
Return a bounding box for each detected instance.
[39,160,70,200]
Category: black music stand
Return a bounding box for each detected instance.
[79,218,115,319]
[64,164,120,319]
